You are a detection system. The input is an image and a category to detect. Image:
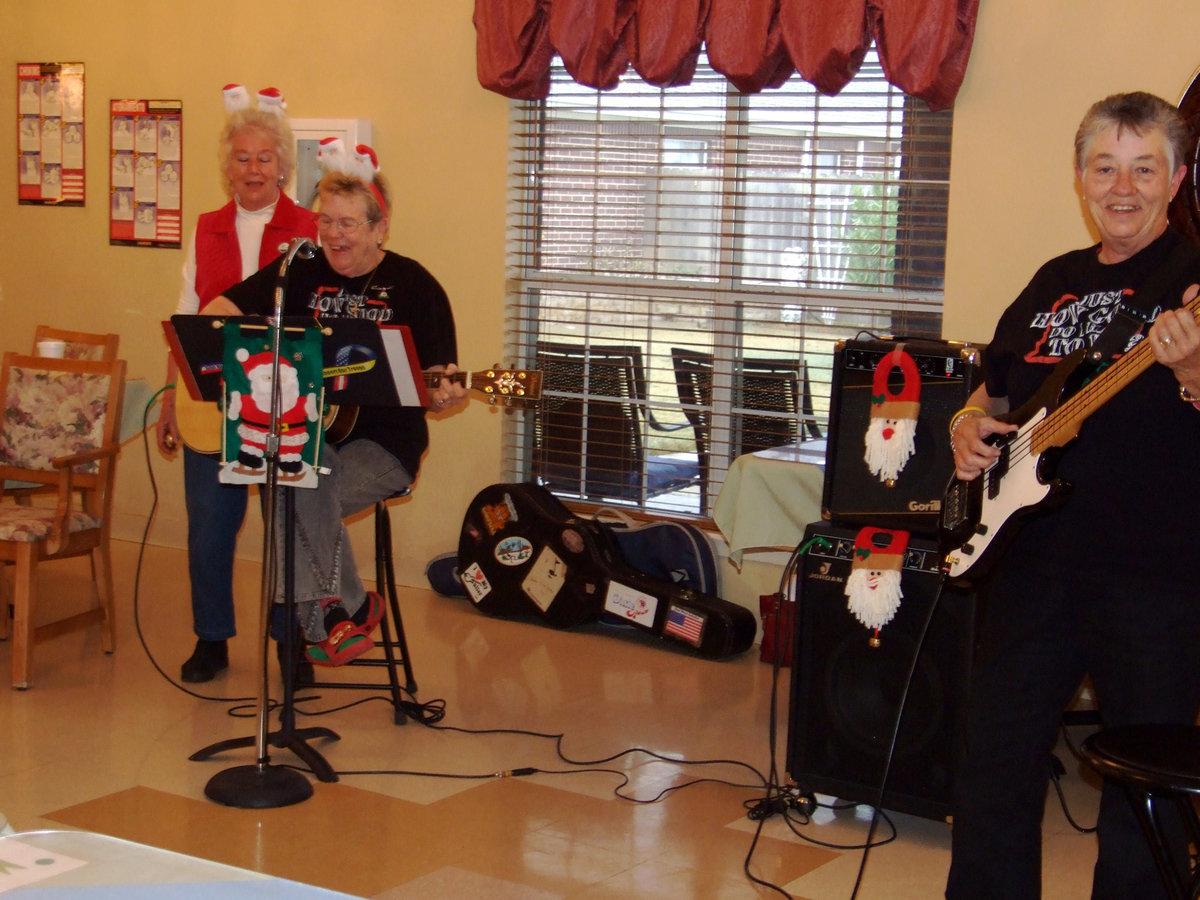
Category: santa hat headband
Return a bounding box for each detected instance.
[316,137,386,216]
[869,348,921,420]
[223,83,288,117]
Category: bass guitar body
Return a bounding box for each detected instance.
[939,347,1094,583]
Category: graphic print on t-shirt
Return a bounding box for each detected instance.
[1024,288,1155,364]
[306,283,395,321]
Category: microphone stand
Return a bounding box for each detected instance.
[193,238,340,807]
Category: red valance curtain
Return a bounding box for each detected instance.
[474,0,978,110]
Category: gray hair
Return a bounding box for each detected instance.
[1074,91,1189,172]
[217,108,297,198]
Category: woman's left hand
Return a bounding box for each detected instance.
[429,363,470,411]
[1149,284,1200,394]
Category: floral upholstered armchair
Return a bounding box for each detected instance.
[0,352,126,688]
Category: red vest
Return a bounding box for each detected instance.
[193,194,317,308]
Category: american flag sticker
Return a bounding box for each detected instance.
[664,604,705,647]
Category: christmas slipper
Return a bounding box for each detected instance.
[306,620,374,667]
[351,591,385,634]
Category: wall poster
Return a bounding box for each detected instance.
[109,98,182,248]
[18,62,85,205]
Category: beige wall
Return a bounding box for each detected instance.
[3,0,1200,602]
[0,1,509,587]
[943,0,1200,341]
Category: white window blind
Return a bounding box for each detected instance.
[502,49,952,519]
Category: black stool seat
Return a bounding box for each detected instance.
[1080,724,1200,900]
[305,491,417,725]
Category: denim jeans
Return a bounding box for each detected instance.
[183,447,249,641]
[271,440,412,641]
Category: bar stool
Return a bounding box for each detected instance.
[1079,724,1200,899]
[305,491,418,725]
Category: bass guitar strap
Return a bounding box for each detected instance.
[1087,238,1200,364]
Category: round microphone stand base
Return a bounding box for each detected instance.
[204,763,313,809]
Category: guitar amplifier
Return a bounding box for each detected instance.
[787,522,977,821]
[821,338,983,536]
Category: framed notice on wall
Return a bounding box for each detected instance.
[18,62,85,205]
[109,99,182,248]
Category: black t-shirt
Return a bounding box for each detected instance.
[983,228,1200,582]
[225,249,457,477]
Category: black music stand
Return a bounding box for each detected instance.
[168,241,429,807]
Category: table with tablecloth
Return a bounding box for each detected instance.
[711,442,826,566]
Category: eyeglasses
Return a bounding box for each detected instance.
[315,215,374,233]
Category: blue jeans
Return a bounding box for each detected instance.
[183,447,248,641]
[271,440,412,642]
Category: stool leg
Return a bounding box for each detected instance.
[1125,786,1190,900]
[374,502,418,715]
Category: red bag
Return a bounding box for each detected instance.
[758,592,794,666]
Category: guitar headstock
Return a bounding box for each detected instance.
[470,366,542,407]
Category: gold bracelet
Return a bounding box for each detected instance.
[948,406,986,439]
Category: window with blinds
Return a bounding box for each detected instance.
[502,49,953,519]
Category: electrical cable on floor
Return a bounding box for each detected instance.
[1050,723,1099,834]
[733,535,900,900]
[129,385,893,896]
[129,385,261,707]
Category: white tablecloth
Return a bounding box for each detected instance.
[712,442,826,565]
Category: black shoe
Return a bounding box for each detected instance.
[181,639,228,683]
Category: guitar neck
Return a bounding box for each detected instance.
[423,370,469,389]
[1035,291,1200,452]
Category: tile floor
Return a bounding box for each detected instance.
[0,540,1104,897]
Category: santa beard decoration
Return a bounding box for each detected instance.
[863,347,920,486]
[844,527,909,646]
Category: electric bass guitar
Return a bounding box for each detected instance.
[939,291,1200,583]
[174,366,542,454]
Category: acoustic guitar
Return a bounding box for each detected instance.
[173,366,542,453]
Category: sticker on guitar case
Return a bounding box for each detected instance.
[494,536,533,566]
[461,562,492,604]
[664,603,706,647]
[522,546,565,612]
[604,581,658,629]
[482,493,518,535]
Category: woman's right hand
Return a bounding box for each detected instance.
[951,412,1017,481]
[156,388,181,455]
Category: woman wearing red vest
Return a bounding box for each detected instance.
[155,85,317,683]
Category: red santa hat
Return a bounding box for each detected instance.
[256,86,286,116]
[236,347,274,379]
[223,83,251,114]
[845,527,909,643]
[869,348,921,422]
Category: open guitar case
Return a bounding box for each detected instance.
[456,482,755,659]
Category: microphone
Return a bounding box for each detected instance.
[284,236,317,266]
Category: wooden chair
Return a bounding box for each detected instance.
[32,326,120,361]
[0,352,126,688]
[6,329,121,505]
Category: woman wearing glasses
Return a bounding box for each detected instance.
[156,86,317,684]
[206,143,468,667]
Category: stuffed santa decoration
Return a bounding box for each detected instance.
[226,349,319,479]
[863,347,921,485]
[844,527,909,646]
